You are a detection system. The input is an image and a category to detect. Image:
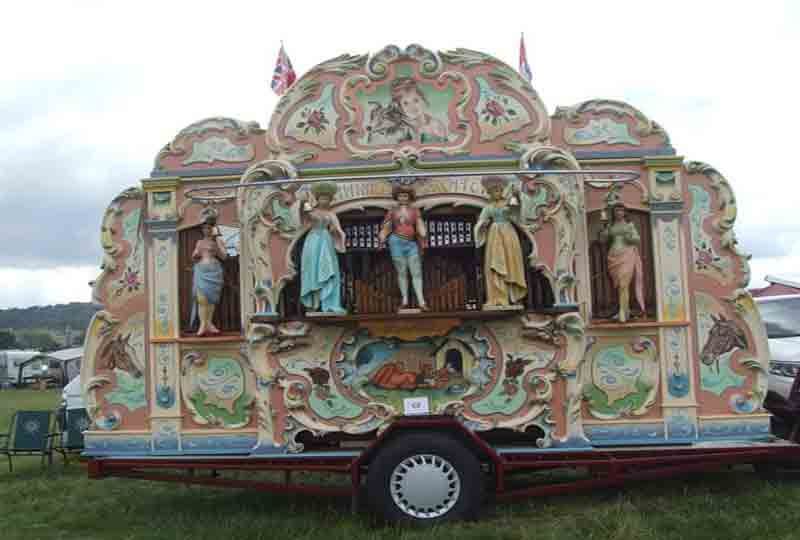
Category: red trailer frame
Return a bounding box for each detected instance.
[86,415,800,521]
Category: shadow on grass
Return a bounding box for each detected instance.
[4,461,800,540]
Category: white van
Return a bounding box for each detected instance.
[61,375,83,411]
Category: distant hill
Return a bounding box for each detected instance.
[0,302,101,332]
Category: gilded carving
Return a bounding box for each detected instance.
[685,161,751,288]
[181,350,256,429]
[554,99,670,145]
[583,337,659,420]
[694,292,764,409]
[154,117,263,172]
[509,143,583,305]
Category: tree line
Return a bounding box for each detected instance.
[0,302,100,351]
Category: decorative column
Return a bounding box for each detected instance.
[143,177,183,454]
[645,156,698,442]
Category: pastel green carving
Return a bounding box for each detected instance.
[583,379,652,418]
[471,380,527,415]
[564,117,640,146]
[309,391,362,420]
[655,171,676,185]
[189,390,254,427]
[122,209,141,243]
[583,340,658,419]
[700,354,745,395]
[197,358,245,411]
[689,185,730,276]
[183,356,255,428]
[106,370,147,411]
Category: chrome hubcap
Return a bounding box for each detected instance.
[390,454,461,519]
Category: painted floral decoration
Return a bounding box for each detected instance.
[115,267,141,296]
[505,356,531,379]
[695,242,722,272]
[481,98,517,125]
[296,108,329,135]
[500,355,532,401]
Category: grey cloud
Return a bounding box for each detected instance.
[0,66,157,270]
[0,66,148,137]
[0,135,143,269]
[735,226,799,259]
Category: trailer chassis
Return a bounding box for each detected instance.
[85,417,800,522]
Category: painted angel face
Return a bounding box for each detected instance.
[399,91,425,122]
[397,192,411,204]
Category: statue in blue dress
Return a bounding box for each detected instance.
[192,214,228,336]
[299,183,347,314]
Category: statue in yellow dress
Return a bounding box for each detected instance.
[474,176,528,309]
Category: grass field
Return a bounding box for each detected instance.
[2,389,800,540]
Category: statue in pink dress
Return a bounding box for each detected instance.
[599,195,645,323]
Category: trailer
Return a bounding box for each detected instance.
[81,43,800,523]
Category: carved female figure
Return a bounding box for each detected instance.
[192,216,228,336]
[379,184,428,311]
[299,182,347,314]
[475,176,528,309]
[599,201,645,323]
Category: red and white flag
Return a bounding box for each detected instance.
[519,33,532,83]
[271,43,296,96]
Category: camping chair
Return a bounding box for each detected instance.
[51,408,89,465]
[0,410,53,472]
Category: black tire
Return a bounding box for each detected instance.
[365,432,484,525]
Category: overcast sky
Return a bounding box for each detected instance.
[1,1,798,309]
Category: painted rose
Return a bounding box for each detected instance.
[297,108,329,135]
[481,97,518,126]
[116,267,142,296]
[485,99,505,118]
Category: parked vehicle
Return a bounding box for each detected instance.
[0,350,47,387]
[757,295,800,399]
[53,376,89,460]
[80,43,798,523]
[60,376,83,413]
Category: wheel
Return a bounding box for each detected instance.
[366,432,484,524]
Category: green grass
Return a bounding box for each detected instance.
[2,389,800,539]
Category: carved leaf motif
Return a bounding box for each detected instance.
[154,117,262,171]
[440,48,495,68]
[309,53,368,76]
[685,161,750,288]
[554,99,670,145]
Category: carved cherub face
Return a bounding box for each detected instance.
[488,185,505,201]
[613,205,626,222]
[316,194,332,209]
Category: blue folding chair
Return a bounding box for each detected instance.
[52,408,89,465]
[0,410,53,472]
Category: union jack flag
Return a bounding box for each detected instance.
[271,43,296,96]
[519,33,532,83]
